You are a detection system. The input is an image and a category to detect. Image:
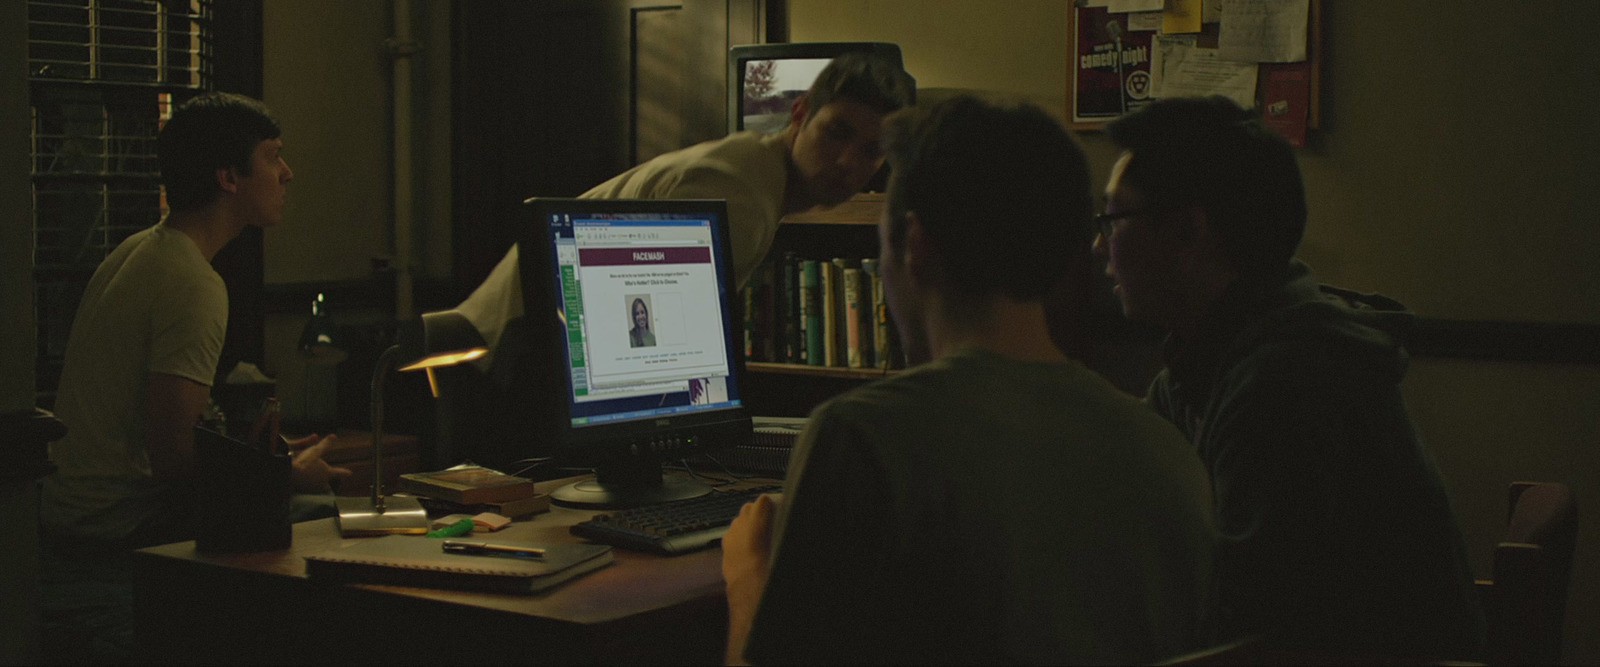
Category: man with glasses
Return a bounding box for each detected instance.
[1094,95,1483,660]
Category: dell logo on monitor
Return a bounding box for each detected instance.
[656,419,672,427]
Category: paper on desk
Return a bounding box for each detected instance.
[1151,36,1258,108]
[1217,0,1309,63]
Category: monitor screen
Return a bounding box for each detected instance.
[518,197,752,508]
[727,42,908,135]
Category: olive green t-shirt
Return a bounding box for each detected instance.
[746,347,1217,665]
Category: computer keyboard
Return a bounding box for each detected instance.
[569,485,782,555]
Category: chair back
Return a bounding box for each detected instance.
[1482,481,1578,665]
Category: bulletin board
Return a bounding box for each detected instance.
[1066,0,1321,146]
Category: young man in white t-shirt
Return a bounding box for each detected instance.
[42,93,349,549]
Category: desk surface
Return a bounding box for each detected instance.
[132,475,762,665]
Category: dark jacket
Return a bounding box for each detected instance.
[1147,260,1484,660]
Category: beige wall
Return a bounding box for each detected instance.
[260,0,453,419]
[263,0,392,285]
[261,0,452,287]
[794,1,1600,663]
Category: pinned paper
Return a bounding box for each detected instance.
[1259,61,1311,147]
[1217,0,1309,63]
[1161,0,1203,34]
[1106,0,1163,12]
[1150,36,1258,109]
[1127,11,1163,32]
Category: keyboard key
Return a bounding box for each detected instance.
[570,485,781,555]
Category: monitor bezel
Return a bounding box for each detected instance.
[516,196,752,468]
[726,41,905,135]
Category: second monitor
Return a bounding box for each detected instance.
[516,197,753,509]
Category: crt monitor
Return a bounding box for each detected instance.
[727,41,908,135]
[517,197,752,509]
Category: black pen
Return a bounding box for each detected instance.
[441,540,545,559]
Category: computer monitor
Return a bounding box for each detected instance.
[727,41,908,135]
[517,197,752,509]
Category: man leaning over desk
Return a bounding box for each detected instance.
[455,52,916,363]
[721,95,1219,665]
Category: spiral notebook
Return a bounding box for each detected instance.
[305,535,613,594]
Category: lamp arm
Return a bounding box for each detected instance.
[369,344,404,510]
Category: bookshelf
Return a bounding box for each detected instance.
[777,192,885,225]
[746,362,892,380]
[740,193,898,416]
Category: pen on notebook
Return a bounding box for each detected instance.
[441,540,545,559]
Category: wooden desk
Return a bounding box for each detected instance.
[131,477,736,665]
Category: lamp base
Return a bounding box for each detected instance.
[334,495,430,536]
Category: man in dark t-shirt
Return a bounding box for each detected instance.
[720,96,1219,665]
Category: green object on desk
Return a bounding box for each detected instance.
[425,518,475,538]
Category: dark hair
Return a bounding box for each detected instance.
[883,95,1094,306]
[803,52,916,120]
[158,92,281,212]
[1107,95,1306,275]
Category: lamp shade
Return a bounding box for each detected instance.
[399,310,488,396]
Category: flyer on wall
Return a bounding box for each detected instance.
[1071,5,1155,125]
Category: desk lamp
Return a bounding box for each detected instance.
[297,292,348,364]
[295,293,347,432]
[335,310,488,536]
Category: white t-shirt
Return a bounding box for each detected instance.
[42,222,227,542]
[456,131,790,359]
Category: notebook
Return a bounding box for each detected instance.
[305,535,613,594]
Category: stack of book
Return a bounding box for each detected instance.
[396,464,551,519]
[743,252,904,370]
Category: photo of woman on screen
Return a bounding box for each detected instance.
[628,296,656,348]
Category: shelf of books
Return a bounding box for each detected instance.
[745,362,894,380]
[742,193,904,380]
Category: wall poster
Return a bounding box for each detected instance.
[1069,5,1156,126]
[1066,0,1321,146]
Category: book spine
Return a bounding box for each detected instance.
[820,260,838,366]
[781,252,801,363]
[869,259,893,369]
[742,282,755,360]
[843,267,864,368]
[859,258,879,369]
[801,260,822,366]
[759,259,776,362]
[829,258,853,367]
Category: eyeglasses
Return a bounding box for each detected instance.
[1092,207,1158,239]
